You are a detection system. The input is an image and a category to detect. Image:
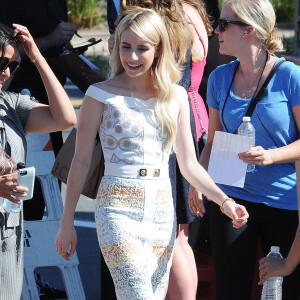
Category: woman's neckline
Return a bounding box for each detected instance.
[92,85,157,102]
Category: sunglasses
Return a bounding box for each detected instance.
[0,56,20,75]
[218,18,249,32]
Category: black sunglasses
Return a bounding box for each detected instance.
[0,56,20,75]
[218,18,249,32]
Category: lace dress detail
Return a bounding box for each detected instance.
[86,85,184,299]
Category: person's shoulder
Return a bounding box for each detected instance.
[85,79,119,103]
[172,84,188,105]
[182,3,200,19]
[279,58,300,72]
[1,91,19,106]
[173,84,187,96]
[275,57,300,82]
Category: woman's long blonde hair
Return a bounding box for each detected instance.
[110,8,182,151]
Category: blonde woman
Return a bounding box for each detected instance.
[196,0,300,298]
[55,8,248,299]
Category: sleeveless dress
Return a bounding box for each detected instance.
[186,13,209,140]
[170,47,200,225]
[86,85,186,300]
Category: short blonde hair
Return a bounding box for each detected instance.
[110,8,182,151]
[224,0,283,53]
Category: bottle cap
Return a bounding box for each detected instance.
[242,116,251,122]
[271,246,280,252]
[17,162,26,169]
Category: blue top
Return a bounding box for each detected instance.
[207,58,300,210]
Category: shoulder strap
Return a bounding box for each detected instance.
[245,59,286,117]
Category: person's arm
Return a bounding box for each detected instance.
[12,24,76,133]
[107,0,119,34]
[55,94,104,261]
[238,103,300,166]
[259,226,300,284]
[175,91,248,228]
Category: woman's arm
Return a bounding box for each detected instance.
[12,24,76,133]
[259,226,300,284]
[55,95,105,261]
[176,96,248,227]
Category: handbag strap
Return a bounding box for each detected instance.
[190,83,206,134]
[245,59,286,117]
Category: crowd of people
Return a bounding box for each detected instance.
[0,0,300,300]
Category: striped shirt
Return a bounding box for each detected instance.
[0,91,35,300]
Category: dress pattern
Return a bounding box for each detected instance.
[86,85,184,299]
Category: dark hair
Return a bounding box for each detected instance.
[0,23,20,57]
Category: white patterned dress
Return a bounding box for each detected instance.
[86,85,185,300]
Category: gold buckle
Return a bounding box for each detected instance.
[139,169,147,176]
[153,169,160,177]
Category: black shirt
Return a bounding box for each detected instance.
[0,0,68,102]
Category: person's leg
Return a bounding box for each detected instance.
[166,223,197,300]
[210,199,259,300]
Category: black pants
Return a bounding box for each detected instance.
[209,198,300,300]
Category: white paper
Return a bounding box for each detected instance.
[208,131,252,188]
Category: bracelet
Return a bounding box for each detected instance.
[31,58,37,64]
[220,198,235,214]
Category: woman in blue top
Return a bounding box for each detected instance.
[196,0,300,299]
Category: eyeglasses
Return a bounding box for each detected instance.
[217,18,249,32]
[0,56,20,75]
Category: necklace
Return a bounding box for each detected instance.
[221,52,269,132]
[240,53,268,96]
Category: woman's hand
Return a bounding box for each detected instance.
[55,221,77,261]
[258,256,291,285]
[0,174,28,203]
[47,22,77,47]
[188,185,206,217]
[239,146,275,166]
[222,200,249,228]
[13,24,42,63]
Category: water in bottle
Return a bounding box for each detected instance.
[1,162,26,213]
[261,246,283,300]
[237,116,255,172]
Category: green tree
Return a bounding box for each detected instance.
[67,0,106,28]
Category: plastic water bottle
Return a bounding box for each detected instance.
[261,246,283,300]
[2,162,26,213]
[237,116,255,172]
